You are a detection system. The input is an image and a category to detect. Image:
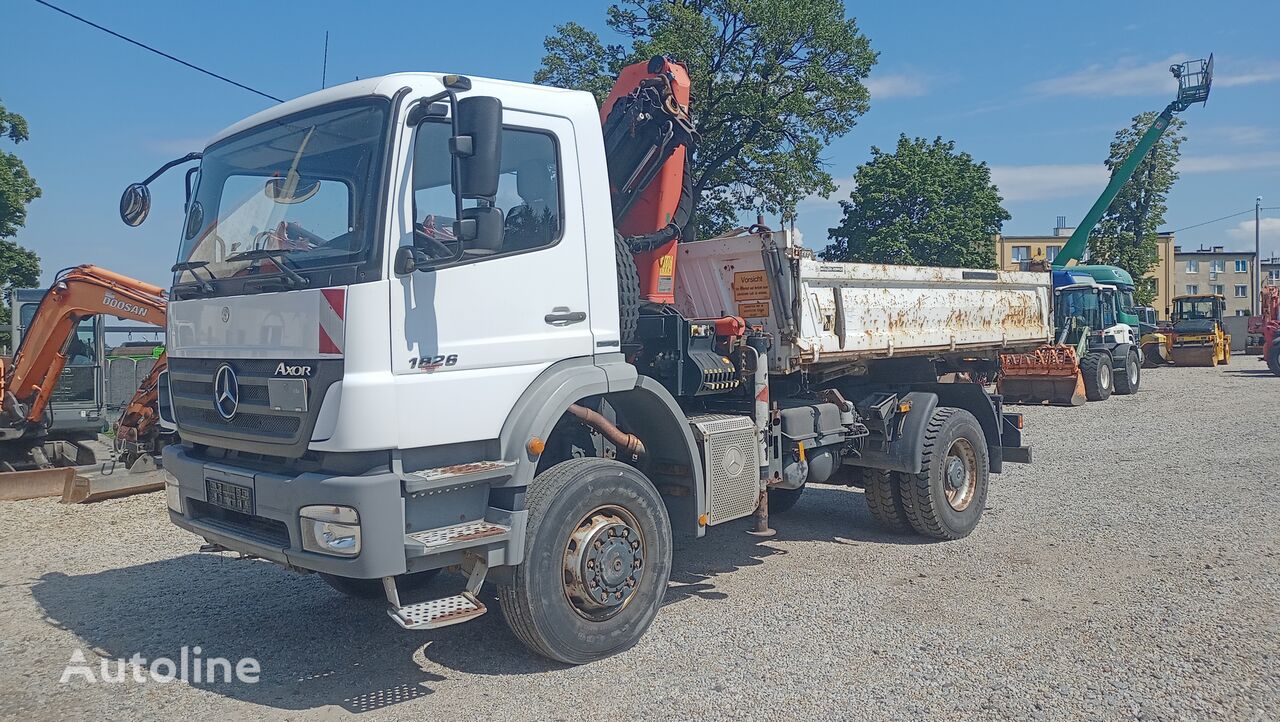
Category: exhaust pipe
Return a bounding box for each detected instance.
[566,404,646,460]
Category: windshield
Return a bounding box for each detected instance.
[175,99,389,287]
[1175,298,1218,321]
[1055,289,1102,330]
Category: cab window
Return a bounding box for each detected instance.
[411,121,561,262]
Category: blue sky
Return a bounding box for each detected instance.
[5,0,1280,288]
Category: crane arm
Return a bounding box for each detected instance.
[1052,104,1176,269]
[2,265,167,429]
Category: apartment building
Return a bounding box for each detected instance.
[1172,245,1257,317]
[996,219,1176,317]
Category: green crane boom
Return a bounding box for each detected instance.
[1052,55,1213,270]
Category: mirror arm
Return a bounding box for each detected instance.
[140,151,203,187]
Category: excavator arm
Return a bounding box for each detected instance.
[2,265,167,434]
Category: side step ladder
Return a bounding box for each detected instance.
[384,553,491,631]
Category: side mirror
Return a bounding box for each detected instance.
[120,183,152,227]
[457,207,505,256]
[452,96,502,199]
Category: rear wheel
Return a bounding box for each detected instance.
[1114,347,1140,395]
[898,408,989,541]
[498,458,672,664]
[1267,344,1280,376]
[863,468,911,532]
[1080,352,1113,401]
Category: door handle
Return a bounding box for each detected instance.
[544,307,587,326]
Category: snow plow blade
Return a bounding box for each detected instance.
[998,346,1087,407]
[1170,345,1217,367]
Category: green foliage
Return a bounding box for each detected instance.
[0,100,42,240]
[822,135,1009,268]
[0,99,43,349]
[535,0,877,236]
[1088,111,1186,302]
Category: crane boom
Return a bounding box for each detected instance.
[1052,55,1213,270]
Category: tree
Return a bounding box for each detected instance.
[1088,111,1186,306]
[823,135,1009,268]
[0,100,43,349]
[535,0,877,236]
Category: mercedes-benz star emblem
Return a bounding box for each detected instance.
[214,364,239,420]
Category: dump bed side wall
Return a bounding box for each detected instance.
[675,233,1053,375]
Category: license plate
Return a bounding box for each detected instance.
[206,479,254,515]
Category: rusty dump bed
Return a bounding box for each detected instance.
[674,230,1053,376]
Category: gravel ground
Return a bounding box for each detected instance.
[1,358,1277,721]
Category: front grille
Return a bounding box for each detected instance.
[167,357,337,453]
[181,408,301,436]
[172,379,269,404]
[188,499,290,547]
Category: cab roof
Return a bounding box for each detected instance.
[206,72,592,148]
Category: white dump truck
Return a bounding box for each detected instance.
[121,63,1049,664]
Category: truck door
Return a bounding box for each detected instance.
[388,111,593,446]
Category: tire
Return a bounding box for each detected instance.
[1267,344,1280,376]
[1080,352,1113,402]
[898,408,990,541]
[615,232,640,345]
[862,468,911,532]
[767,484,805,514]
[1114,347,1140,395]
[498,458,672,664]
[319,568,441,600]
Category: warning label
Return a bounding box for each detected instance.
[732,270,771,301]
[737,302,771,318]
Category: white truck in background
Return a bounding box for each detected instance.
[121,65,1047,664]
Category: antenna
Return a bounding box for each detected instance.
[321,31,329,89]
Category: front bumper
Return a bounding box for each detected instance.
[163,445,408,579]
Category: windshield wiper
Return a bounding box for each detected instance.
[223,248,310,289]
[171,260,218,295]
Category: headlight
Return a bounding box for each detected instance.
[163,470,183,514]
[299,505,361,557]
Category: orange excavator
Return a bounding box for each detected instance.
[0,265,168,496]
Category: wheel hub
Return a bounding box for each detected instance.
[943,439,977,512]
[563,507,645,619]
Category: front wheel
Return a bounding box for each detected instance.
[1267,344,1280,376]
[898,408,990,540]
[1114,347,1140,395]
[1081,352,1113,401]
[498,458,672,664]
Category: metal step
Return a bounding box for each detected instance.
[401,460,517,493]
[405,520,511,557]
[387,591,487,630]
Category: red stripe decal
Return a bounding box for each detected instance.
[319,326,341,355]
[321,288,345,320]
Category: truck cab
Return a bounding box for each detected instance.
[137,71,1035,664]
